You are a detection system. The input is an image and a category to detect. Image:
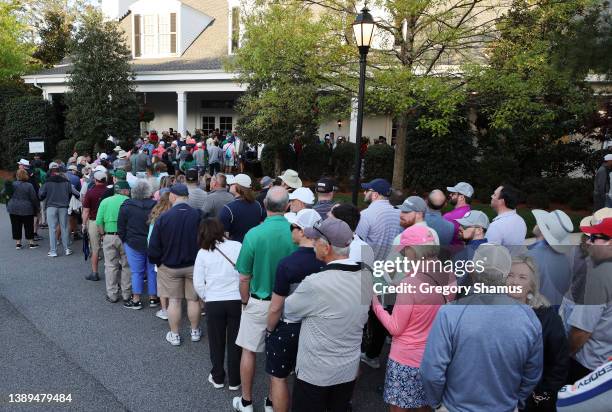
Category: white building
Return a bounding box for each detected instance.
[23,0,392,142]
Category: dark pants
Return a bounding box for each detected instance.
[10,214,34,241]
[363,306,391,359]
[292,378,355,412]
[209,162,220,175]
[206,300,242,387]
[567,357,592,384]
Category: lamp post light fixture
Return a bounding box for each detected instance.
[351,6,375,206]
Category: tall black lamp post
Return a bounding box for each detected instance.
[351,7,375,206]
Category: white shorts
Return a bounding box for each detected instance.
[235,298,270,353]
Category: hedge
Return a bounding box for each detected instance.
[298,143,330,181]
[364,144,394,182]
[332,142,356,184]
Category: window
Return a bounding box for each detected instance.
[220,116,233,133]
[202,116,215,134]
[134,13,177,58]
[231,7,240,54]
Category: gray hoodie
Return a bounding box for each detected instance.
[39,174,80,208]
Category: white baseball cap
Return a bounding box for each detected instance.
[93,170,107,181]
[94,165,108,173]
[100,153,108,160]
[604,154,612,161]
[285,209,322,229]
[196,142,202,147]
[289,187,315,205]
[229,174,252,188]
[181,146,187,151]
[447,182,474,198]
[17,159,30,166]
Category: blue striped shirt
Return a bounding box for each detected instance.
[355,200,402,261]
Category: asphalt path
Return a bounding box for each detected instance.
[0,205,387,411]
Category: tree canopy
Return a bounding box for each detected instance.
[0,1,35,80]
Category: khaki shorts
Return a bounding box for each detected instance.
[88,220,101,255]
[157,265,198,301]
[235,298,270,353]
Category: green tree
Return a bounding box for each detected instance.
[64,8,138,152]
[32,7,74,66]
[0,1,35,80]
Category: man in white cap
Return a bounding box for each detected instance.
[527,209,573,308]
[287,187,315,214]
[265,209,324,412]
[113,151,129,170]
[421,244,543,412]
[278,169,302,192]
[219,174,265,243]
[593,153,612,211]
[443,181,474,246]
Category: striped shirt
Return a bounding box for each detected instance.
[355,200,402,261]
[284,260,373,386]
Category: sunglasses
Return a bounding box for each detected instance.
[588,234,611,242]
[290,224,302,231]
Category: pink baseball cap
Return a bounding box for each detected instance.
[400,225,435,246]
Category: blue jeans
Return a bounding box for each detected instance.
[124,243,157,296]
[46,207,69,253]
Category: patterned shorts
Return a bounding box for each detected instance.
[383,358,429,409]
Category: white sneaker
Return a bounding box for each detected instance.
[360,353,380,369]
[208,373,224,389]
[165,331,181,346]
[47,251,58,257]
[155,309,168,320]
[65,248,73,256]
[232,397,253,412]
[228,384,241,391]
[190,327,202,342]
[263,397,273,412]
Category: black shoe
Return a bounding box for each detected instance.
[29,243,39,249]
[149,297,160,308]
[85,273,100,281]
[40,223,48,229]
[105,295,119,303]
[15,243,22,250]
[123,298,143,310]
[33,234,43,241]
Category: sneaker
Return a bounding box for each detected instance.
[29,243,39,249]
[208,374,224,389]
[360,353,380,369]
[40,223,48,229]
[65,248,73,256]
[85,272,100,281]
[33,234,43,241]
[228,383,241,391]
[149,297,160,308]
[166,331,181,346]
[264,397,273,412]
[155,309,168,320]
[47,251,58,257]
[232,397,253,412]
[190,328,202,342]
[16,244,23,250]
[123,298,143,310]
[105,295,119,303]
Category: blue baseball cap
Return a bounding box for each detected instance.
[170,183,189,197]
[361,178,391,196]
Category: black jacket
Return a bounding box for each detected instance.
[117,198,157,253]
[533,306,569,394]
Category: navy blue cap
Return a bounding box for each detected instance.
[170,183,189,197]
[361,178,391,196]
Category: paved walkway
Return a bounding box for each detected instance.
[0,205,386,411]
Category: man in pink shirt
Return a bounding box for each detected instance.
[443,181,474,246]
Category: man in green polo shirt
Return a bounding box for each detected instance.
[97,181,131,303]
[233,186,297,412]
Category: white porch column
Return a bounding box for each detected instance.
[177,91,187,135]
[43,91,53,102]
[349,96,358,143]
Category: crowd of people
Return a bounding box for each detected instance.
[3,132,612,412]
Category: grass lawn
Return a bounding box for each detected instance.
[334,192,588,237]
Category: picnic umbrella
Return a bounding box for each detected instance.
[82,230,90,261]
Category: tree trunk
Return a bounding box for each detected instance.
[392,114,409,190]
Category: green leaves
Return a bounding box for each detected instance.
[0,1,35,80]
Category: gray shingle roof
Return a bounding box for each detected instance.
[29,57,224,76]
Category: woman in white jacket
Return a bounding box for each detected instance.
[193,218,242,391]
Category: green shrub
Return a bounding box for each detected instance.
[56,139,76,162]
[260,144,294,176]
[74,140,93,156]
[526,192,550,209]
[332,142,356,183]
[0,95,60,170]
[568,196,590,211]
[364,144,394,182]
[298,143,330,181]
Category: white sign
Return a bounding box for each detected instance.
[28,141,45,154]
